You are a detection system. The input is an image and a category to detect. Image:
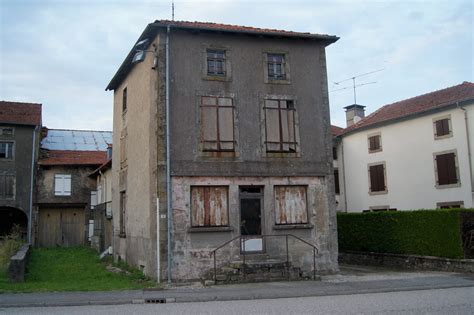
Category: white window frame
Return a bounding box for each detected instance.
[54,174,72,196]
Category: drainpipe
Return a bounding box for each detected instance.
[340,137,348,212]
[457,102,473,195]
[165,24,173,284]
[28,126,38,244]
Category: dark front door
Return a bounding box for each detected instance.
[240,187,263,252]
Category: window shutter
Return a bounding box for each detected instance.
[0,174,5,196]
[90,191,97,208]
[436,154,449,185]
[5,174,14,198]
[63,175,72,195]
[275,186,308,225]
[54,175,63,195]
[446,153,457,184]
[191,186,228,227]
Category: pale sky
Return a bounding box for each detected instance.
[1,0,472,130]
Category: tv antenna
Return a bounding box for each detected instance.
[172,1,175,21]
[332,68,384,104]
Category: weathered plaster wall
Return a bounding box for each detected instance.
[171,176,338,281]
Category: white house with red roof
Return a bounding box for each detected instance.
[334,82,474,212]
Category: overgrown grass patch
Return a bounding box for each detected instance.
[0,247,158,293]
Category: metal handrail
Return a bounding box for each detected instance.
[211,234,319,282]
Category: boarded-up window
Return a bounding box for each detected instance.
[264,99,297,152]
[434,118,450,137]
[369,164,386,192]
[368,135,381,152]
[201,96,235,152]
[0,141,14,159]
[0,172,15,199]
[119,191,126,236]
[275,186,308,225]
[435,152,458,185]
[122,87,127,113]
[191,186,229,227]
[54,174,72,196]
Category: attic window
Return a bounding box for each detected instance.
[433,116,452,139]
[368,134,382,153]
[0,127,14,136]
[207,49,226,76]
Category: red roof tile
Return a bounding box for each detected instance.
[39,150,107,166]
[331,125,344,137]
[343,82,474,134]
[155,20,338,40]
[0,101,42,126]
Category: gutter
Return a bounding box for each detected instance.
[165,24,173,284]
[28,126,37,244]
[457,102,473,194]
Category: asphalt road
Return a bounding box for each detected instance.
[2,287,473,314]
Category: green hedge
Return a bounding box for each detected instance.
[337,209,473,259]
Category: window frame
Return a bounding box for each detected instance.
[54,174,72,196]
[262,97,300,156]
[0,141,14,160]
[206,49,226,77]
[263,52,291,84]
[190,186,230,228]
[368,162,388,195]
[433,115,452,140]
[436,201,464,209]
[433,150,461,188]
[199,95,236,153]
[367,132,382,153]
[202,45,232,82]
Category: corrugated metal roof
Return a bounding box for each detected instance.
[41,129,113,151]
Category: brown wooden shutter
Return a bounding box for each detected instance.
[191,186,228,227]
[436,153,457,185]
[370,164,385,192]
[435,119,450,137]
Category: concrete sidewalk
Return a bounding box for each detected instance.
[1,265,473,308]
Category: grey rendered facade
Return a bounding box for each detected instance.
[107,21,339,281]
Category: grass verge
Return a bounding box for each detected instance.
[0,247,159,293]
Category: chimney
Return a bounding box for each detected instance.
[344,104,366,127]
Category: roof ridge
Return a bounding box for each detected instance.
[0,100,42,106]
[45,128,112,133]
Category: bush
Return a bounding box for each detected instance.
[0,225,24,270]
[337,209,472,259]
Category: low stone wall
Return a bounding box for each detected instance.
[8,244,30,282]
[339,251,474,273]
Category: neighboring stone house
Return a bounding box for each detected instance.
[335,82,474,212]
[89,145,113,253]
[106,20,339,281]
[0,101,42,241]
[34,128,112,247]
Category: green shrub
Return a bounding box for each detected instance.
[337,209,472,259]
[0,225,24,271]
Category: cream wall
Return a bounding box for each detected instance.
[339,104,473,212]
[111,35,159,277]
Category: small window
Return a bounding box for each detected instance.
[54,174,71,196]
[267,53,286,80]
[119,191,126,236]
[0,141,14,159]
[0,172,15,199]
[332,146,338,160]
[433,116,452,139]
[368,134,382,153]
[90,190,97,209]
[368,163,387,193]
[264,99,298,153]
[0,127,14,136]
[200,96,235,152]
[437,201,464,209]
[274,186,308,225]
[434,152,459,187]
[122,87,127,113]
[334,169,340,195]
[207,49,226,76]
[191,186,229,227]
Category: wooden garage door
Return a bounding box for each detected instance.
[38,208,85,247]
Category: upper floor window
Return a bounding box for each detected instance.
[267,53,286,80]
[54,174,71,196]
[207,49,226,76]
[122,87,128,113]
[0,172,15,199]
[368,162,387,194]
[368,133,382,153]
[433,116,452,139]
[200,96,235,152]
[0,141,14,160]
[264,99,298,153]
[0,127,14,136]
[434,151,459,188]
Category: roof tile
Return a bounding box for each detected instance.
[0,101,42,126]
[39,150,107,166]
